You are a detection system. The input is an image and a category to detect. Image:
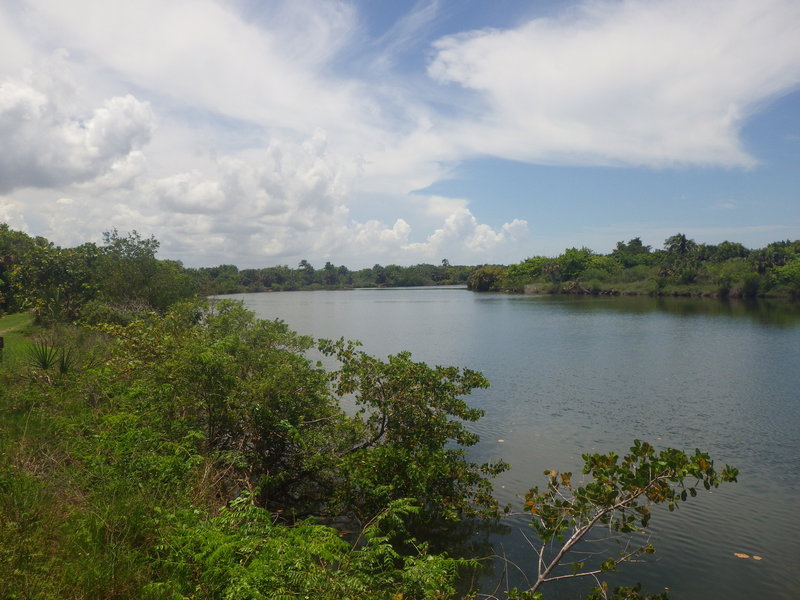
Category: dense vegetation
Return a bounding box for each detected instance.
[1,298,507,598]
[0,225,195,323]
[0,223,741,598]
[4,223,796,306]
[189,259,474,295]
[469,235,800,299]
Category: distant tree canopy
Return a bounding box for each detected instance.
[2,223,799,323]
[467,265,506,292]
[0,224,481,322]
[0,223,41,312]
[493,234,800,299]
[189,258,474,295]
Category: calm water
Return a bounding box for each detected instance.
[217,288,800,599]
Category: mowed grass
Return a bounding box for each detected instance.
[0,311,38,364]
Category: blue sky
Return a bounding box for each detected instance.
[1,0,798,268]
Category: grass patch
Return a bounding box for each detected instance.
[0,312,38,364]
[0,311,36,333]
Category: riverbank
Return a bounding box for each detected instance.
[521,281,797,299]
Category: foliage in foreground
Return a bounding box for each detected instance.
[0,300,500,598]
[505,440,738,599]
[144,496,472,600]
[0,303,738,599]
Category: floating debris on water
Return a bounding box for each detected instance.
[733,552,763,560]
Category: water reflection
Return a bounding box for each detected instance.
[498,294,800,326]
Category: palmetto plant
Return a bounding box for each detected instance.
[57,346,77,374]
[26,340,59,371]
[26,339,78,376]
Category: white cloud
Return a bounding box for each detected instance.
[419,195,469,219]
[428,0,800,167]
[84,151,147,190]
[138,137,523,267]
[22,0,366,135]
[1,0,797,268]
[0,197,28,232]
[354,218,411,245]
[154,172,228,215]
[0,59,154,192]
[403,205,529,260]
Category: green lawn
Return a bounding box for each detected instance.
[0,311,37,364]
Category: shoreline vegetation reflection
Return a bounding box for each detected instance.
[496,294,800,327]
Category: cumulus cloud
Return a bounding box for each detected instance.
[347,218,415,264]
[22,127,524,268]
[2,0,796,267]
[22,0,367,135]
[139,135,522,267]
[404,205,529,260]
[0,197,28,232]
[0,60,154,193]
[428,0,800,167]
[154,172,228,215]
[137,130,361,264]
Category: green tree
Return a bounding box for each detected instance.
[195,264,241,294]
[98,229,159,299]
[658,234,701,282]
[98,300,349,513]
[467,265,507,291]
[663,233,696,257]
[509,440,738,599]
[0,223,38,312]
[10,241,99,322]
[147,497,470,600]
[770,256,800,298]
[298,259,316,286]
[555,247,602,282]
[611,238,654,268]
[710,241,750,262]
[337,264,352,286]
[713,258,760,298]
[319,338,507,523]
[752,240,799,274]
[504,257,550,291]
[95,229,195,311]
[95,300,507,523]
[372,263,386,285]
[322,261,339,286]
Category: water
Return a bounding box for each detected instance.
[216,288,800,599]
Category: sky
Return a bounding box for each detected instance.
[1,0,799,269]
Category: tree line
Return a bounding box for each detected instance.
[3,223,798,327]
[189,259,474,295]
[468,234,800,298]
[0,224,195,323]
[0,223,474,317]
